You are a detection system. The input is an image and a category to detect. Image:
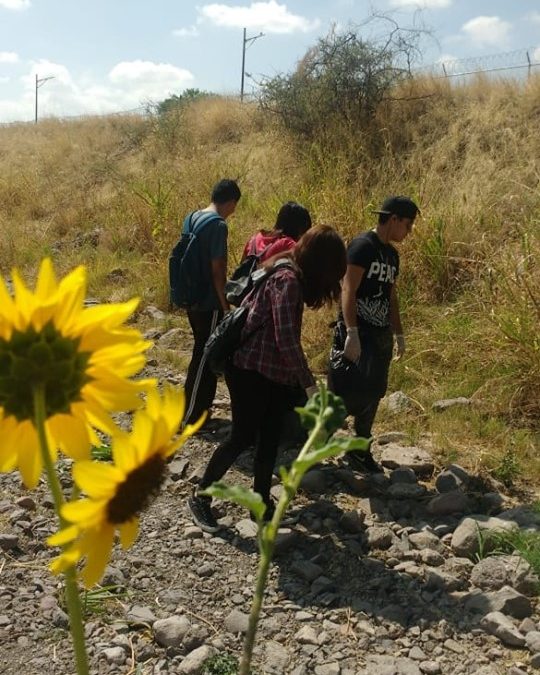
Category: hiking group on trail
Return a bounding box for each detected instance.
[168,179,418,533]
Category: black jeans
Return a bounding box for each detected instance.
[184,308,222,425]
[328,324,394,446]
[199,364,299,505]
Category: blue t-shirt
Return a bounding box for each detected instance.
[189,210,228,311]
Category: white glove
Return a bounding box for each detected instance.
[305,385,318,399]
[394,334,406,360]
[344,327,361,363]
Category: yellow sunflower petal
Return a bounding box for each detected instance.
[81,526,115,588]
[73,461,124,499]
[176,411,207,446]
[50,546,82,575]
[111,434,139,474]
[16,422,42,489]
[35,258,58,299]
[0,417,19,471]
[62,498,106,525]
[119,518,139,549]
[48,414,91,461]
[47,524,80,547]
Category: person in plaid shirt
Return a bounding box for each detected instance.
[188,225,347,532]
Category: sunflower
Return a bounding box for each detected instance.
[0,258,153,488]
[48,385,205,587]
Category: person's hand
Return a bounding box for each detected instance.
[305,385,318,399]
[344,327,361,363]
[394,334,406,360]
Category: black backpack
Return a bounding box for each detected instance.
[204,260,293,375]
[224,244,272,307]
[169,211,222,309]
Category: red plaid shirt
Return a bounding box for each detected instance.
[233,264,315,389]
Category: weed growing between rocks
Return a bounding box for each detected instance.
[204,384,369,675]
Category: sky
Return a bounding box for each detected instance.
[0,0,539,123]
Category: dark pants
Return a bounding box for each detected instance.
[184,309,222,425]
[199,364,299,505]
[328,324,394,446]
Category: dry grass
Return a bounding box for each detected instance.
[0,77,538,482]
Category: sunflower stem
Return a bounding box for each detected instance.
[33,386,90,675]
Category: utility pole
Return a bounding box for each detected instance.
[35,74,55,124]
[240,27,264,102]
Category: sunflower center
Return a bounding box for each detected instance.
[0,320,91,421]
[106,454,166,524]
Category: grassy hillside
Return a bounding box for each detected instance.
[0,76,538,486]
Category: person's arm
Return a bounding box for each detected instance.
[389,284,405,359]
[341,264,364,363]
[211,257,229,312]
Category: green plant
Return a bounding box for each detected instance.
[90,445,113,461]
[202,653,240,675]
[204,384,369,675]
[492,446,521,487]
[80,585,126,617]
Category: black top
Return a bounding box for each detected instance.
[347,230,400,328]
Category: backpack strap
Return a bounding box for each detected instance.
[183,210,222,236]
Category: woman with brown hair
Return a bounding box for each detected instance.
[188,225,347,532]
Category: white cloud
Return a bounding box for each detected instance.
[199,1,320,34]
[528,12,540,24]
[533,47,540,63]
[0,59,194,122]
[0,76,10,83]
[461,16,511,47]
[0,0,30,9]
[0,51,19,63]
[108,60,194,100]
[172,25,200,38]
[389,0,452,8]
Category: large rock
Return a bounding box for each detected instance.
[408,530,444,553]
[224,609,249,634]
[435,464,470,493]
[387,483,426,499]
[464,586,532,619]
[300,469,327,494]
[380,444,435,476]
[432,397,471,412]
[177,645,218,674]
[480,611,525,647]
[428,491,470,516]
[384,391,419,414]
[153,615,191,647]
[471,555,539,595]
[366,526,394,550]
[450,516,518,557]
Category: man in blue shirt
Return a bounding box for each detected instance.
[183,179,241,426]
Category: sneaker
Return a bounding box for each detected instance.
[187,494,219,533]
[348,450,383,474]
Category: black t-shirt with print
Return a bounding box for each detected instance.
[347,230,400,328]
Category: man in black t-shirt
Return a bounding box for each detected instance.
[329,195,419,472]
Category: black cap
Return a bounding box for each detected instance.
[373,196,419,219]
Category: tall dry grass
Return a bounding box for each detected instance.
[0,76,538,477]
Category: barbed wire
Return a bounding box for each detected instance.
[417,46,540,79]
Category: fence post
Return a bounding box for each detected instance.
[526,51,531,79]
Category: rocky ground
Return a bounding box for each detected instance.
[1,316,540,675]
